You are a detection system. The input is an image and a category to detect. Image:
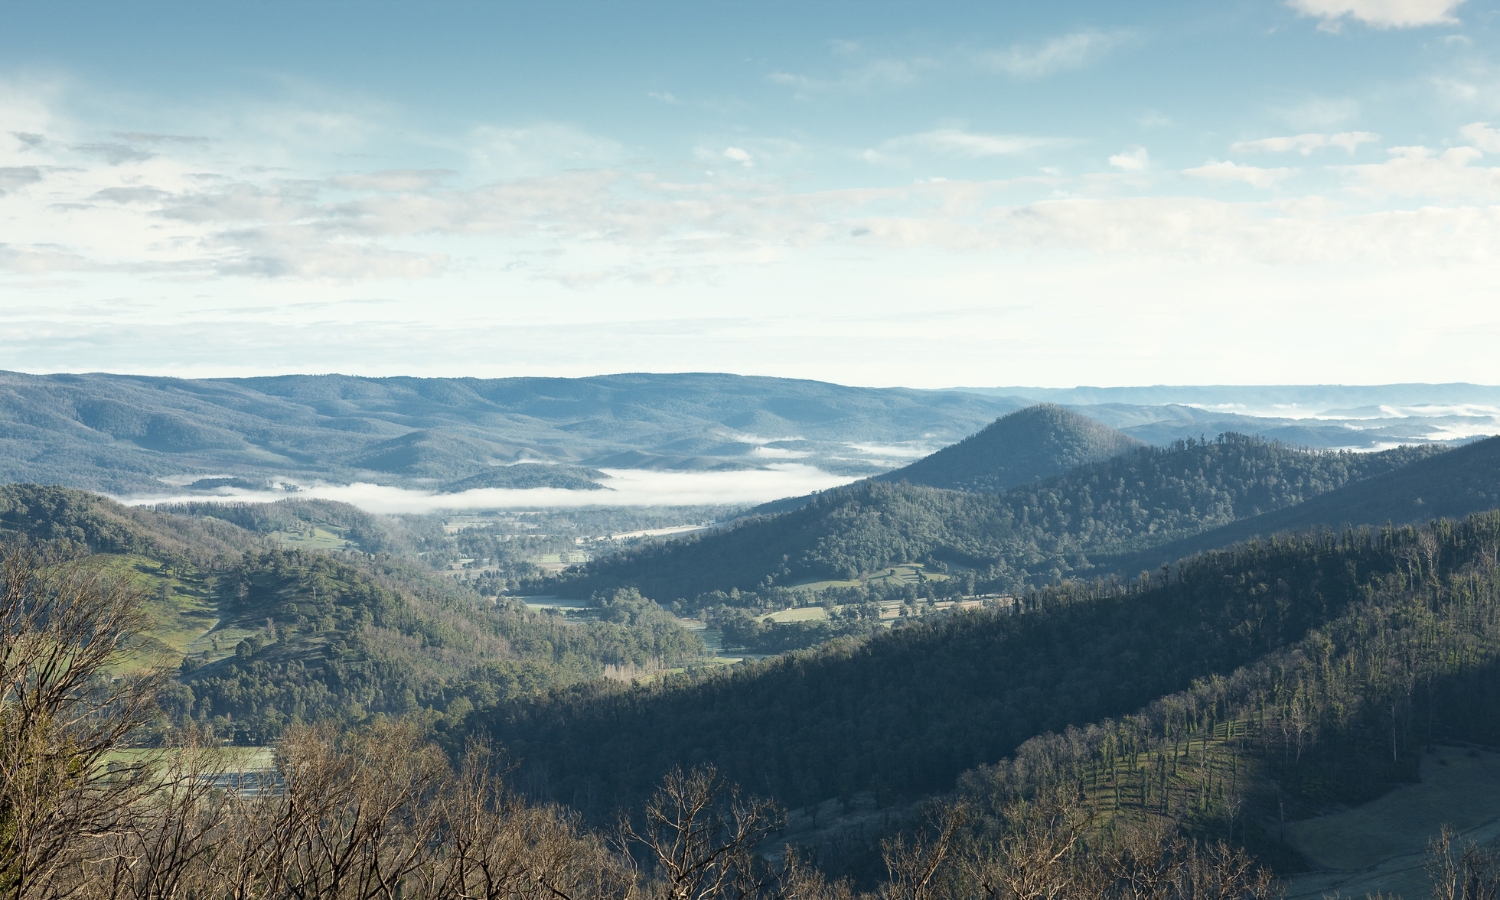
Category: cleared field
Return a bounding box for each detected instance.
[760,606,829,624]
[269,525,353,550]
[519,596,594,612]
[1284,744,1500,900]
[103,556,218,672]
[788,563,949,593]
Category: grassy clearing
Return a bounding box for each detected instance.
[100,555,218,673]
[788,563,950,593]
[761,606,829,624]
[269,525,353,550]
[1284,745,1500,900]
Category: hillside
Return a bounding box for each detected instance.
[483,512,1500,839]
[877,404,1143,492]
[0,485,711,744]
[547,435,1443,604]
[0,371,1021,492]
[1106,433,1500,572]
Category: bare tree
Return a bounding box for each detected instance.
[622,766,790,900]
[210,720,449,900]
[422,741,633,900]
[1426,826,1500,900]
[878,802,967,900]
[0,543,164,900]
[959,790,1091,900]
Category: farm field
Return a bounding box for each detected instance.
[1284,745,1500,900]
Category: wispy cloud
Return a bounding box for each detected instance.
[1232,132,1379,154]
[768,58,930,96]
[1183,161,1295,188]
[872,128,1069,161]
[1287,0,1466,30]
[1338,145,1500,199]
[978,30,1133,78]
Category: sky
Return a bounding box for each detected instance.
[3,0,1500,388]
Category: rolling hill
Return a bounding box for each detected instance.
[0,484,710,744]
[547,434,1444,604]
[0,371,1023,493]
[876,404,1143,492]
[1105,433,1500,573]
[483,509,1500,850]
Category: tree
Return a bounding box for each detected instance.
[0,543,163,899]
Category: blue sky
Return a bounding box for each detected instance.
[2,0,1499,387]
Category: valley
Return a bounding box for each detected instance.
[6,384,1500,898]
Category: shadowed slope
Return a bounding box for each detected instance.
[1103,434,1500,574]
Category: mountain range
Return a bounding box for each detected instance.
[3,372,1498,501]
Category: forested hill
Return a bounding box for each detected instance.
[0,484,710,745]
[876,404,1143,492]
[485,511,1500,826]
[1102,433,1500,573]
[0,483,250,562]
[546,435,1443,603]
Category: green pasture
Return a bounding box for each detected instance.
[1285,745,1500,900]
[100,555,218,673]
[269,524,353,550]
[788,562,949,593]
[760,606,829,624]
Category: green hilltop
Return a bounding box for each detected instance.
[876,403,1144,492]
[545,428,1444,604]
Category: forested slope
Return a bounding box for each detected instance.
[487,514,1493,820]
[876,404,1142,492]
[1105,433,1500,573]
[0,485,709,745]
[548,436,1443,603]
[176,550,703,743]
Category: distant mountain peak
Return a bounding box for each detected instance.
[879,403,1144,492]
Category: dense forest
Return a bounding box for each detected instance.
[544,435,1443,605]
[479,512,1500,843]
[173,550,706,743]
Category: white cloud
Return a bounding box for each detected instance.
[979,30,1132,78]
[1339,145,1500,199]
[1460,122,1500,153]
[877,128,1066,159]
[1108,146,1149,171]
[1232,132,1379,155]
[1287,0,1465,29]
[723,146,754,167]
[1183,161,1295,188]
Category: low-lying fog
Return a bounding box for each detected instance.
[122,464,858,515]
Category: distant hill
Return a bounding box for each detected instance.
[547,435,1443,603]
[1104,434,1500,573]
[0,371,1023,494]
[877,404,1142,492]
